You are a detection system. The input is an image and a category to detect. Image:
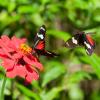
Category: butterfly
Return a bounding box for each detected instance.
[65,31,95,55]
[33,25,58,57]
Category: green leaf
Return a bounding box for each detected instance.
[41,87,62,100]
[62,71,91,90]
[32,80,41,92]
[93,9,100,22]
[0,0,8,7]
[18,5,38,13]
[68,84,84,100]
[17,83,41,100]
[42,61,66,87]
[16,0,29,4]
[31,13,44,26]
[68,71,91,83]
[0,11,21,29]
[80,54,100,78]
[47,30,70,41]
[40,0,50,5]
[48,4,60,13]
[7,1,16,13]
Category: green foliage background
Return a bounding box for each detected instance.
[0,0,100,100]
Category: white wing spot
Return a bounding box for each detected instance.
[40,27,45,31]
[37,33,44,39]
[47,51,52,54]
[84,41,91,49]
[66,42,69,46]
[72,37,78,44]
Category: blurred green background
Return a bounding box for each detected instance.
[0,0,100,100]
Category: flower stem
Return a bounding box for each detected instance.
[0,75,6,100]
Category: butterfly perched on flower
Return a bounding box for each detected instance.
[33,25,58,57]
[65,31,95,55]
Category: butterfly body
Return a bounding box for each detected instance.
[33,25,58,57]
[65,32,95,55]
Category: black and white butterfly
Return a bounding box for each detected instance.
[33,25,58,57]
[65,31,95,55]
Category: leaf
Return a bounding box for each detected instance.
[80,54,100,78]
[41,87,62,100]
[31,13,44,26]
[93,9,100,22]
[49,4,60,13]
[68,71,91,83]
[40,0,50,5]
[0,11,21,29]
[7,1,16,13]
[32,80,41,92]
[42,61,66,87]
[18,5,39,13]
[16,0,29,4]
[17,83,41,100]
[68,84,84,100]
[0,0,8,6]
[47,30,70,41]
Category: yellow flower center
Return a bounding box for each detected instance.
[19,43,32,54]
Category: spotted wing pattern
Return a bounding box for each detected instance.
[65,34,79,48]
[33,25,58,57]
[84,34,95,55]
[65,32,95,56]
[33,25,46,51]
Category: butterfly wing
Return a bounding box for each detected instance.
[33,25,58,57]
[65,34,79,48]
[84,34,95,55]
[84,42,95,56]
[34,49,58,57]
[33,25,46,51]
[65,32,95,55]
[43,50,59,57]
[85,48,94,56]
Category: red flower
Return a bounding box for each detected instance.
[0,35,43,83]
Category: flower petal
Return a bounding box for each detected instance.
[12,52,23,59]
[0,35,43,83]
[1,35,10,44]
[2,58,15,70]
[6,65,26,78]
[16,65,26,78]
[6,67,17,78]
[25,70,39,83]
[23,55,43,70]
[0,36,14,52]
[11,36,27,49]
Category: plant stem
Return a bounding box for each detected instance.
[0,75,6,100]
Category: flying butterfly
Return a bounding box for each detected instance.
[33,25,58,57]
[65,31,95,55]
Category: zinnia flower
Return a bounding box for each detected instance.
[0,35,43,83]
